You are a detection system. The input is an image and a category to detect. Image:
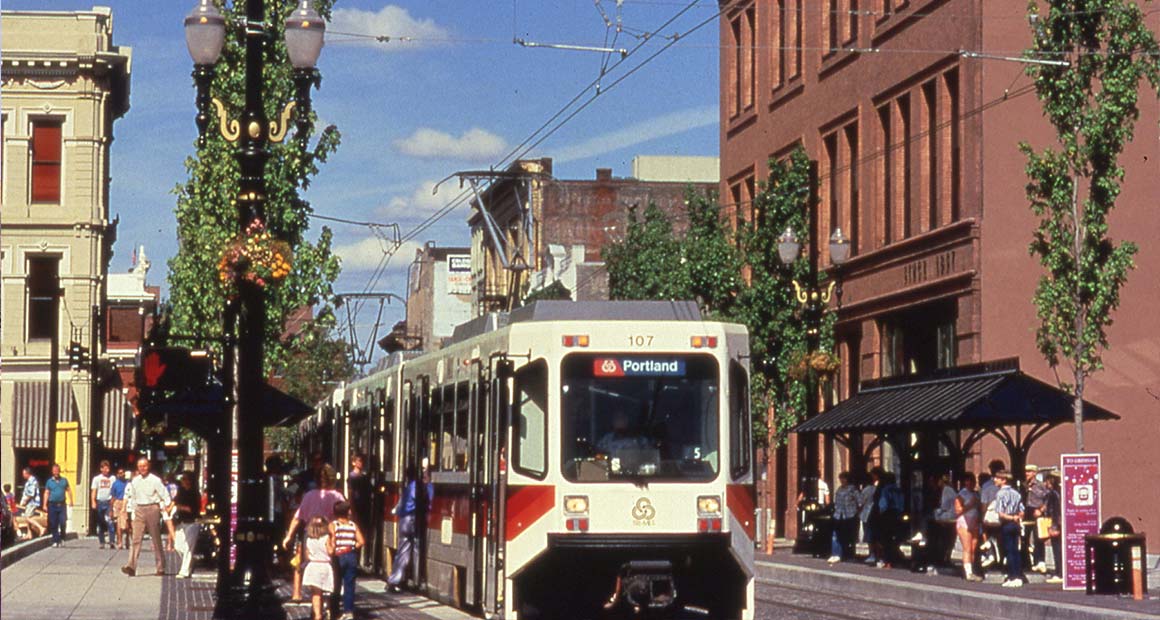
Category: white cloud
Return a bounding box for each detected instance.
[393,127,508,161]
[329,5,449,49]
[552,105,718,164]
[333,236,423,272]
[379,179,465,216]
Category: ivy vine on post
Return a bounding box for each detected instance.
[1021,0,1159,451]
[169,0,343,375]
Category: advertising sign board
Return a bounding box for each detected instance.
[1061,453,1101,590]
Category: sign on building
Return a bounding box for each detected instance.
[1061,453,1101,590]
[447,255,472,295]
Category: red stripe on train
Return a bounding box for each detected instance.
[505,485,554,541]
[726,483,756,539]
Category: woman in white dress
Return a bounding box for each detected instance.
[301,516,334,620]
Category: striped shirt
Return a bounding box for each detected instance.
[333,520,358,555]
[994,485,1024,521]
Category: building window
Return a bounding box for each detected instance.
[27,255,60,340]
[880,320,903,378]
[771,0,784,89]
[876,104,892,246]
[922,79,938,232]
[845,122,859,254]
[744,7,756,110]
[897,94,912,240]
[790,0,802,79]
[946,68,961,222]
[30,120,63,203]
[936,321,956,369]
[730,15,743,117]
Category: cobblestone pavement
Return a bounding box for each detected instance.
[753,580,989,620]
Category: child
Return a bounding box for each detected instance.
[330,501,365,620]
[301,516,334,620]
[3,484,15,512]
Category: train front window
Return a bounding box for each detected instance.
[561,354,719,482]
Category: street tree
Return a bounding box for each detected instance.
[603,202,689,301]
[169,0,343,371]
[1021,0,1159,451]
[738,148,834,447]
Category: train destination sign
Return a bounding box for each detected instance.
[593,357,686,377]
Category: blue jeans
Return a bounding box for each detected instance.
[1001,521,1023,580]
[337,551,358,612]
[48,503,67,544]
[95,500,112,545]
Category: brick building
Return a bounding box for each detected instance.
[720,2,1160,537]
[403,243,473,352]
[469,157,717,314]
[1,7,131,530]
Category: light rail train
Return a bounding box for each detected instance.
[299,301,756,619]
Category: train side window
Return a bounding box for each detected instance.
[729,360,751,479]
[429,383,443,471]
[439,385,457,471]
[454,382,469,471]
[382,396,395,474]
[513,360,548,479]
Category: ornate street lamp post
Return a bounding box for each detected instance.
[776,161,849,500]
[184,0,324,597]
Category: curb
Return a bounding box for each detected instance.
[0,532,80,570]
[755,560,1158,620]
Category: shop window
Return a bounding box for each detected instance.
[31,120,63,203]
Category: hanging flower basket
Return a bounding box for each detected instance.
[786,350,841,381]
[218,219,293,289]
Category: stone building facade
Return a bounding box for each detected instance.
[1,7,131,529]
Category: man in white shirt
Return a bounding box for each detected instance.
[121,458,172,577]
[90,460,116,549]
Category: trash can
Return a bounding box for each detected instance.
[1084,517,1148,596]
[793,501,833,558]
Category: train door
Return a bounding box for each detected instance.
[481,359,513,619]
[467,364,486,609]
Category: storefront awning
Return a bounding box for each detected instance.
[793,358,1119,435]
[12,381,76,449]
[101,388,135,451]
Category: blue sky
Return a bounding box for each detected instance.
[8,1,721,352]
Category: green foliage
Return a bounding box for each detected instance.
[274,314,356,407]
[168,0,343,371]
[603,155,828,447]
[1021,0,1159,450]
[737,149,834,446]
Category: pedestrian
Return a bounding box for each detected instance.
[828,471,859,563]
[121,457,172,577]
[161,474,179,551]
[347,453,372,567]
[18,467,41,515]
[90,460,116,549]
[42,463,73,548]
[992,470,1026,587]
[171,472,202,579]
[978,459,1005,569]
[111,467,129,549]
[4,484,15,512]
[1041,471,1063,584]
[926,473,957,571]
[954,472,982,582]
[872,469,904,569]
[858,471,877,563]
[1022,465,1049,574]
[387,465,433,592]
[282,464,345,605]
[330,500,365,620]
[301,516,334,620]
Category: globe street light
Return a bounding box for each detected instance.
[775,161,849,522]
[184,0,323,600]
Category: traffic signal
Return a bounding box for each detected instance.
[67,341,90,370]
[136,346,213,392]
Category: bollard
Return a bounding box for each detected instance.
[1131,546,1143,601]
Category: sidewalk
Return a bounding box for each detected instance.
[1,536,471,620]
[757,544,1160,620]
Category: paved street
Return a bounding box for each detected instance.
[754,580,984,620]
[1,537,472,620]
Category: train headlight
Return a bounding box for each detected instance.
[697,495,721,516]
[564,495,589,515]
